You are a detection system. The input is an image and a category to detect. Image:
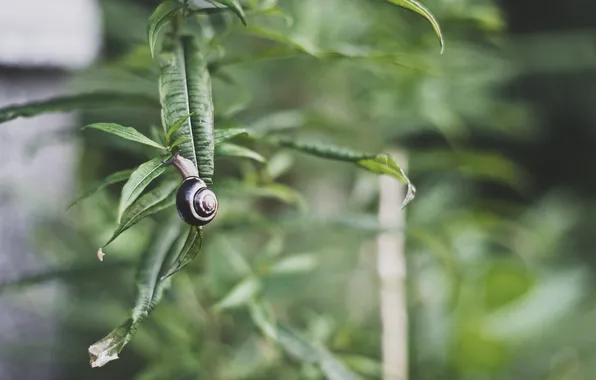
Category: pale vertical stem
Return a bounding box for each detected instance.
[377,150,408,380]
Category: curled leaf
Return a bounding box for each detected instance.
[148,0,185,57]
[387,0,444,53]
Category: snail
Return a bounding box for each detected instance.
[166,152,219,226]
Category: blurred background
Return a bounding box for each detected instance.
[0,0,595,379]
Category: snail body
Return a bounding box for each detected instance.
[176,177,218,226]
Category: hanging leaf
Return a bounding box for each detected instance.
[83,123,167,150]
[0,93,157,124]
[214,128,249,145]
[160,226,203,280]
[147,0,185,57]
[357,154,416,208]
[386,0,444,53]
[208,0,247,25]
[118,157,168,221]
[272,137,415,207]
[216,142,266,163]
[104,180,178,248]
[159,36,215,184]
[249,302,362,380]
[68,169,134,209]
[89,216,182,367]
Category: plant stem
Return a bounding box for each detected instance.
[377,150,408,380]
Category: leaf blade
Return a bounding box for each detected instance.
[210,0,247,25]
[160,226,203,280]
[68,169,134,209]
[104,180,178,247]
[386,0,444,53]
[118,157,168,221]
[215,142,266,163]
[147,0,185,57]
[84,123,167,150]
[0,93,157,124]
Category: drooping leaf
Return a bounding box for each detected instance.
[216,142,266,163]
[386,0,444,53]
[209,0,247,25]
[147,0,185,57]
[165,113,193,145]
[160,226,203,280]
[118,157,168,221]
[89,216,182,367]
[159,35,215,184]
[84,123,167,150]
[68,169,134,209]
[272,137,415,208]
[213,128,249,145]
[249,302,362,380]
[0,93,157,124]
[104,180,178,247]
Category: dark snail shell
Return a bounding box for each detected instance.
[176,177,218,226]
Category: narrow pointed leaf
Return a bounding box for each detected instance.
[159,36,215,183]
[89,217,182,367]
[161,226,203,280]
[214,128,249,145]
[68,169,134,209]
[387,0,444,53]
[0,93,157,124]
[118,157,167,221]
[210,0,247,25]
[216,142,266,163]
[104,180,178,247]
[272,137,415,207]
[148,0,185,57]
[169,136,191,150]
[166,113,193,144]
[84,123,167,150]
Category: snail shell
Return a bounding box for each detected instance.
[176,177,218,226]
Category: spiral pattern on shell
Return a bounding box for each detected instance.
[176,177,218,226]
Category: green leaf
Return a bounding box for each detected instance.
[357,154,416,208]
[214,276,261,311]
[0,93,157,124]
[84,123,167,150]
[89,216,182,367]
[68,169,134,209]
[210,0,247,25]
[216,142,266,163]
[214,128,249,145]
[160,226,203,280]
[159,36,215,184]
[386,0,444,53]
[147,0,185,57]
[165,113,193,145]
[273,137,415,208]
[104,180,178,248]
[268,254,317,275]
[118,157,168,222]
[249,302,362,380]
[169,137,191,150]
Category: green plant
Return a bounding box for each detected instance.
[0,0,445,375]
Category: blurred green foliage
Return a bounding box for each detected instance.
[2,0,595,379]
